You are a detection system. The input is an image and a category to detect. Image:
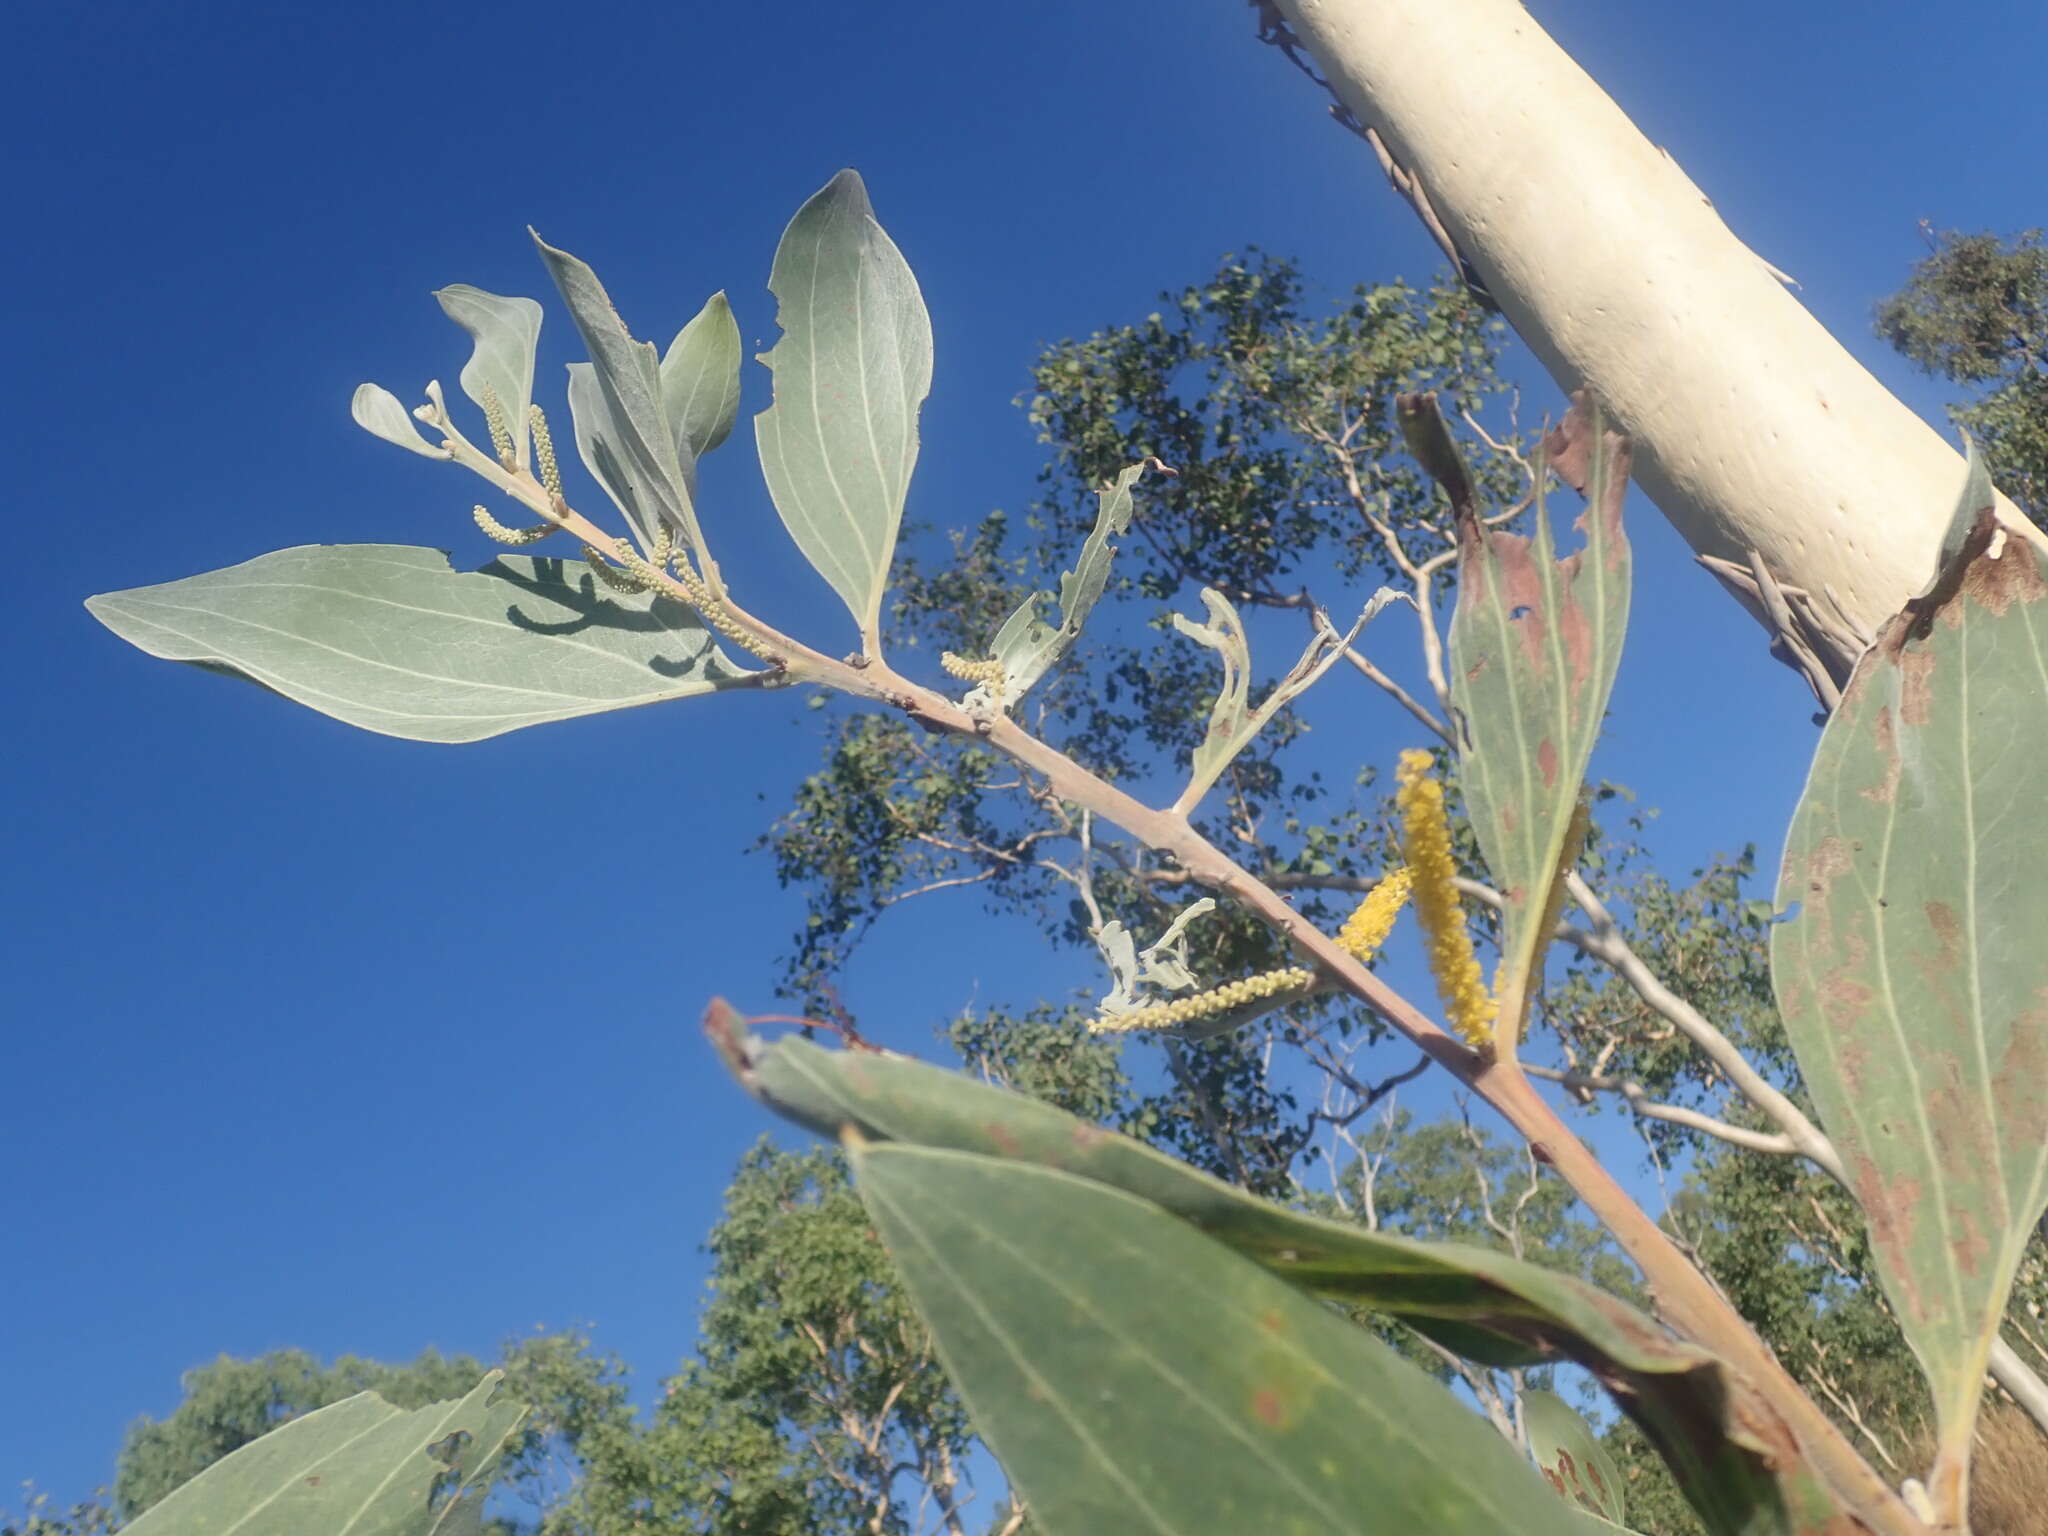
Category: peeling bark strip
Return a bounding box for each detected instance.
[1264,0,2042,648]
[1774,521,2048,1525]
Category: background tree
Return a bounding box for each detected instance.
[1878,228,2048,526]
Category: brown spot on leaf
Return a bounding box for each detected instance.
[1994,996,2048,1151]
[1897,646,1936,729]
[1259,1309,1286,1335]
[1251,1387,1291,1428]
[1852,1155,1927,1321]
[1961,531,2048,617]
[1860,704,1901,804]
[1537,737,1559,791]
[986,1124,1019,1157]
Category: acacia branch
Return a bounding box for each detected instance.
[515,470,1916,1527]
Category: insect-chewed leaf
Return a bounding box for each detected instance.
[706,1008,1809,1536]
[1446,401,1631,1028]
[532,233,708,561]
[1524,1390,1628,1527]
[853,1143,1602,1536]
[1773,472,2048,1467]
[989,460,1146,703]
[659,291,743,491]
[1171,586,1397,815]
[118,1371,526,1536]
[86,545,765,743]
[754,170,932,641]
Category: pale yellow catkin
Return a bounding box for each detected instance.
[479,384,516,465]
[1090,966,1316,1034]
[528,403,562,498]
[1395,749,1496,1046]
[473,505,553,546]
[940,651,1007,689]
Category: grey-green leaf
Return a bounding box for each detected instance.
[531,233,707,560]
[660,291,743,487]
[754,169,932,641]
[853,1143,1597,1536]
[119,1371,526,1536]
[434,285,542,470]
[1773,494,2048,1463]
[87,544,764,743]
[989,460,1146,704]
[566,362,665,557]
[352,383,450,459]
[1524,1390,1628,1526]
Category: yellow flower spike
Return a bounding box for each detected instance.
[528,403,562,500]
[472,505,553,546]
[1336,865,1412,963]
[478,384,516,466]
[582,545,653,594]
[1394,749,1497,1047]
[940,651,1007,690]
[1090,966,1315,1035]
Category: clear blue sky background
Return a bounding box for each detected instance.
[5,0,2044,1506]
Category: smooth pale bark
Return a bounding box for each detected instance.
[1270,0,2040,643]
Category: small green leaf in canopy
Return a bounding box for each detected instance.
[754,170,932,646]
[1438,394,1632,1040]
[86,544,765,743]
[1773,453,2048,1496]
[119,1371,526,1536]
[853,1142,1601,1536]
[660,291,744,490]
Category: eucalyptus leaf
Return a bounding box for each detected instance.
[853,1142,1599,1536]
[531,232,707,560]
[754,170,932,641]
[1773,483,2048,1474]
[119,1371,526,1536]
[352,383,450,459]
[660,291,743,488]
[87,544,765,743]
[989,460,1147,704]
[434,285,543,470]
[1524,1389,1628,1526]
[708,1009,1812,1536]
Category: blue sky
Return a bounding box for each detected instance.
[5,0,2045,1506]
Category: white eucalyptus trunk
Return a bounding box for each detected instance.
[1270,0,2040,645]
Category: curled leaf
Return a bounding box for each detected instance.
[434,285,543,469]
[352,383,450,459]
